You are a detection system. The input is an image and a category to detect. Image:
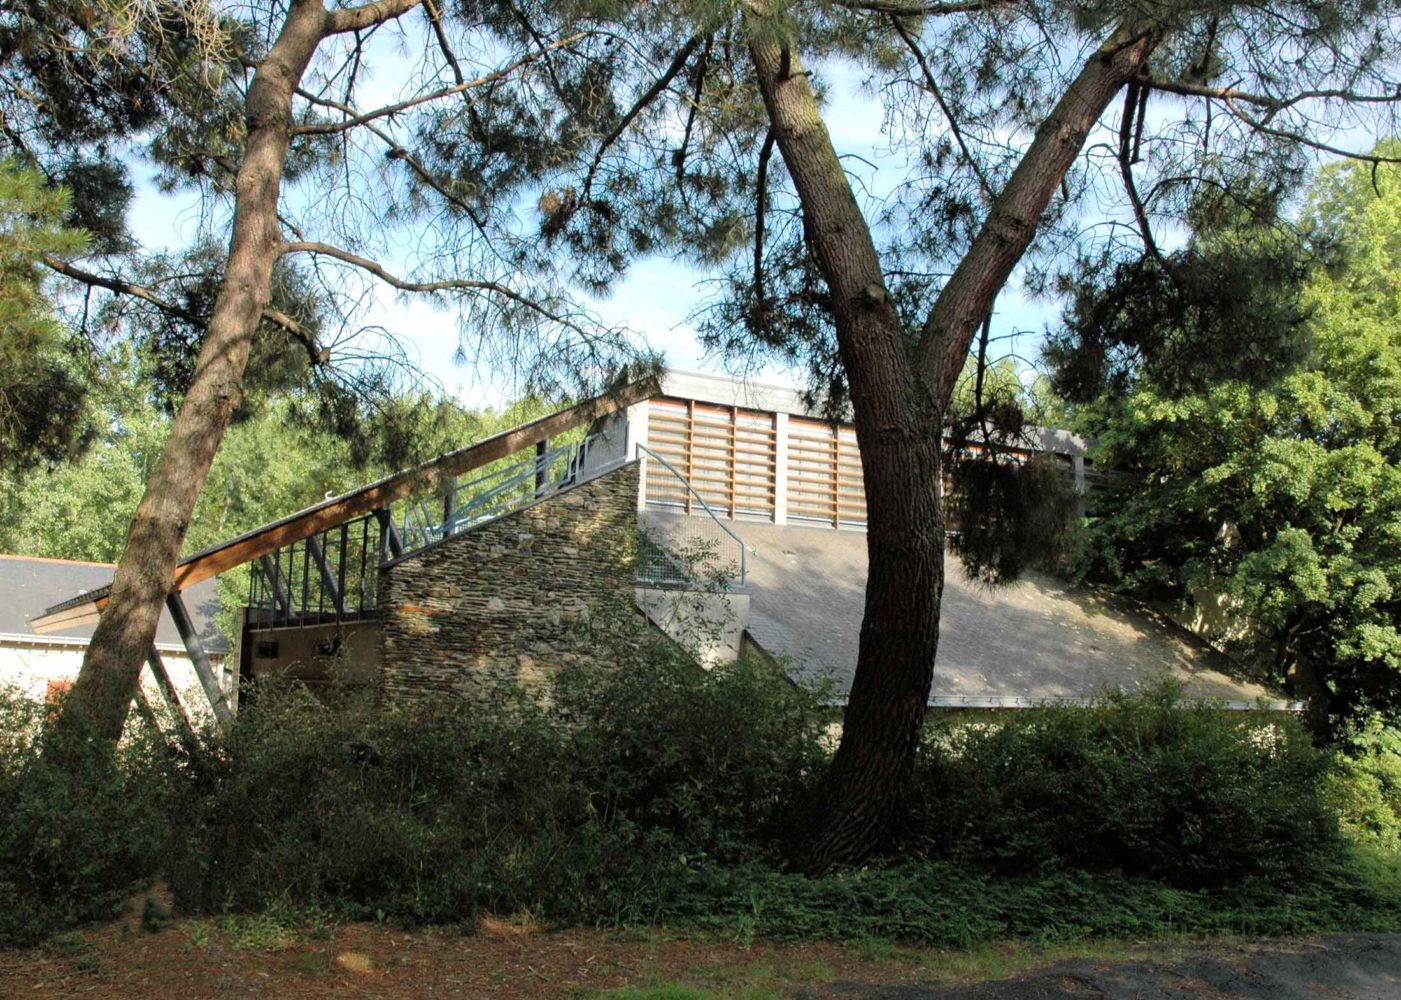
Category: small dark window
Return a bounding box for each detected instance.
[315,636,343,657]
[254,641,279,659]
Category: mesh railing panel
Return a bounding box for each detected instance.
[636,446,747,588]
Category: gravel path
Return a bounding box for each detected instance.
[801,934,1401,1000]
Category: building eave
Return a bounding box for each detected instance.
[0,631,226,658]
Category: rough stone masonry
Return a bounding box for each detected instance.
[378,461,643,703]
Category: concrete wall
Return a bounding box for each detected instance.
[378,461,645,703]
[634,588,749,668]
[242,619,383,700]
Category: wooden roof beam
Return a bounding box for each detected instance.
[31,378,656,634]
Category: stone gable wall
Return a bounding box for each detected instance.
[379,461,642,702]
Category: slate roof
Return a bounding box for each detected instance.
[708,517,1278,706]
[0,555,228,653]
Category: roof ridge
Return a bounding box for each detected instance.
[0,554,116,569]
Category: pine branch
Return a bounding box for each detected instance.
[327,0,424,36]
[892,17,993,200]
[579,35,703,201]
[1118,81,1162,262]
[40,254,328,365]
[420,0,487,137]
[832,0,1012,14]
[294,86,490,230]
[1139,75,1401,119]
[292,33,586,136]
[753,127,776,307]
[280,240,597,339]
[674,36,713,182]
[1220,96,1401,165]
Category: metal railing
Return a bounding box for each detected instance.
[399,433,607,554]
[247,511,387,627]
[636,444,748,588]
[247,435,624,625]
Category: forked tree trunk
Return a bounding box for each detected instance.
[52,0,337,744]
[748,16,1162,870]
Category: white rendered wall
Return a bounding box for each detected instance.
[0,639,233,724]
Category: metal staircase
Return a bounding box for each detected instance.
[399,433,607,553]
[246,433,750,629]
[248,434,613,626]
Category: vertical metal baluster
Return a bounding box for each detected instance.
[273,547,283,627]
[300,539,311,620]
[337,522,349,619]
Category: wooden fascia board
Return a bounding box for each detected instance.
[30,601,101,635]
[29,379,656,633]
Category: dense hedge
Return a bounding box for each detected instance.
[906,687,1337,886]
[161,654,821,923]
[2,658,1398,947]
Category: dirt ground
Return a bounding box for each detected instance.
[2,911,1398,999]
[0,915,984,999]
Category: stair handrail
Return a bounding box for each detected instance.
[636,443,748,586]
[399,432,609,553]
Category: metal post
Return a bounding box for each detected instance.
[258,554,294,621]
[307,534,344,616]
[535,438,550,494]
[166,592,234,732]
[374,507,404,560]
[146,645,199,748]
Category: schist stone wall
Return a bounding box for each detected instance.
[379,460,643,702]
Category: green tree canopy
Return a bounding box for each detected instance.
[1054,147,1401,735]
[0,160,90,469]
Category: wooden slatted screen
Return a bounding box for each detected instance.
[643,398,777,518]
[787,418,867,527]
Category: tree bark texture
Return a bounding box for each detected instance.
[748,16,1161,870]
[749,27,945,872]
[918,24,1163,402]
[56,0,355,743]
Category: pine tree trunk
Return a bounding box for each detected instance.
[749,15,1163,870]
[53,0,334,744]
[748,25,946,869]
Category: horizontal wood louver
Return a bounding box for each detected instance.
[643,397,777,518]
[787,418,867,528]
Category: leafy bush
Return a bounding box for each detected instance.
[1328,717,1401,852]
[0,686,167,944]
[903,681,1340,886]
[160,652,822,925]
[4,666,1398,947]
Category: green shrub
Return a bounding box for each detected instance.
[903,681,1340,886]
[4,665,1397,947]
[1328,717,1401,852]
[0,686,167,945]
[159,651,822,925]
[552,651,824,862]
